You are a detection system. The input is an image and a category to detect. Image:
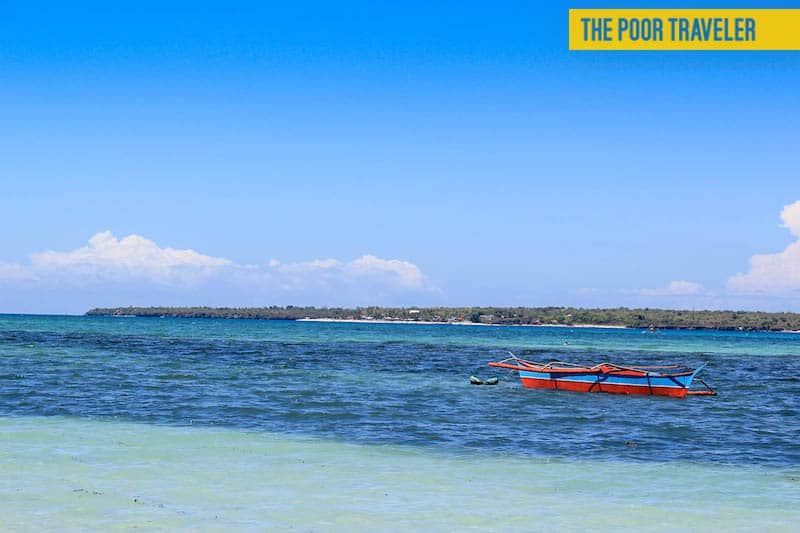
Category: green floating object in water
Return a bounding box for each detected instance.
[485,377,499,385]
[469,375,483,385]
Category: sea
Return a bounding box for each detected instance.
[1,314,798,531]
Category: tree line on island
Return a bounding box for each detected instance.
[85,305,800,331]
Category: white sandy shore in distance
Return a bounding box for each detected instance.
[295,318,627,329]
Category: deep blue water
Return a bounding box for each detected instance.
[1,314,799,466]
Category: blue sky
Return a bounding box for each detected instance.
[2,1,800,314]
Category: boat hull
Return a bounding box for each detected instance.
[517,369,691,398]
[486,360,710,398]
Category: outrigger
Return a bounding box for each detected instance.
[488,354,716,398]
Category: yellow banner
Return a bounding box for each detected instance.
[569,9,800,50]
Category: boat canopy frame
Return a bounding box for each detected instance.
[489,353,695,376]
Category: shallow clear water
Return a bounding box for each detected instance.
[1,315,799,529]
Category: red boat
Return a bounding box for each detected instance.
[488,355,716,398]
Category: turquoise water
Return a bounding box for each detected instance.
[1,315,799,530]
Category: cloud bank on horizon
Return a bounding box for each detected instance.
[630,200,800,304]
[728,200,800,296]
[638,280,705,297]
[0,231,436,312]
[3,200,800,314]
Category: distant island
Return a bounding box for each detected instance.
[85,306,800,331]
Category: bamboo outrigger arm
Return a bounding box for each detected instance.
[686,379,717,396]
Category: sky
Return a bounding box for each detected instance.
[1,1,800,314]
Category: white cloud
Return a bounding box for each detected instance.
[0,262,38,282]
[728,200,800,295]
[263,255,428,292]
[639,280,705,296]
[781,200,800,237]
[28,231,231,286]
[0,231,434,297]
[344,255,425,289]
